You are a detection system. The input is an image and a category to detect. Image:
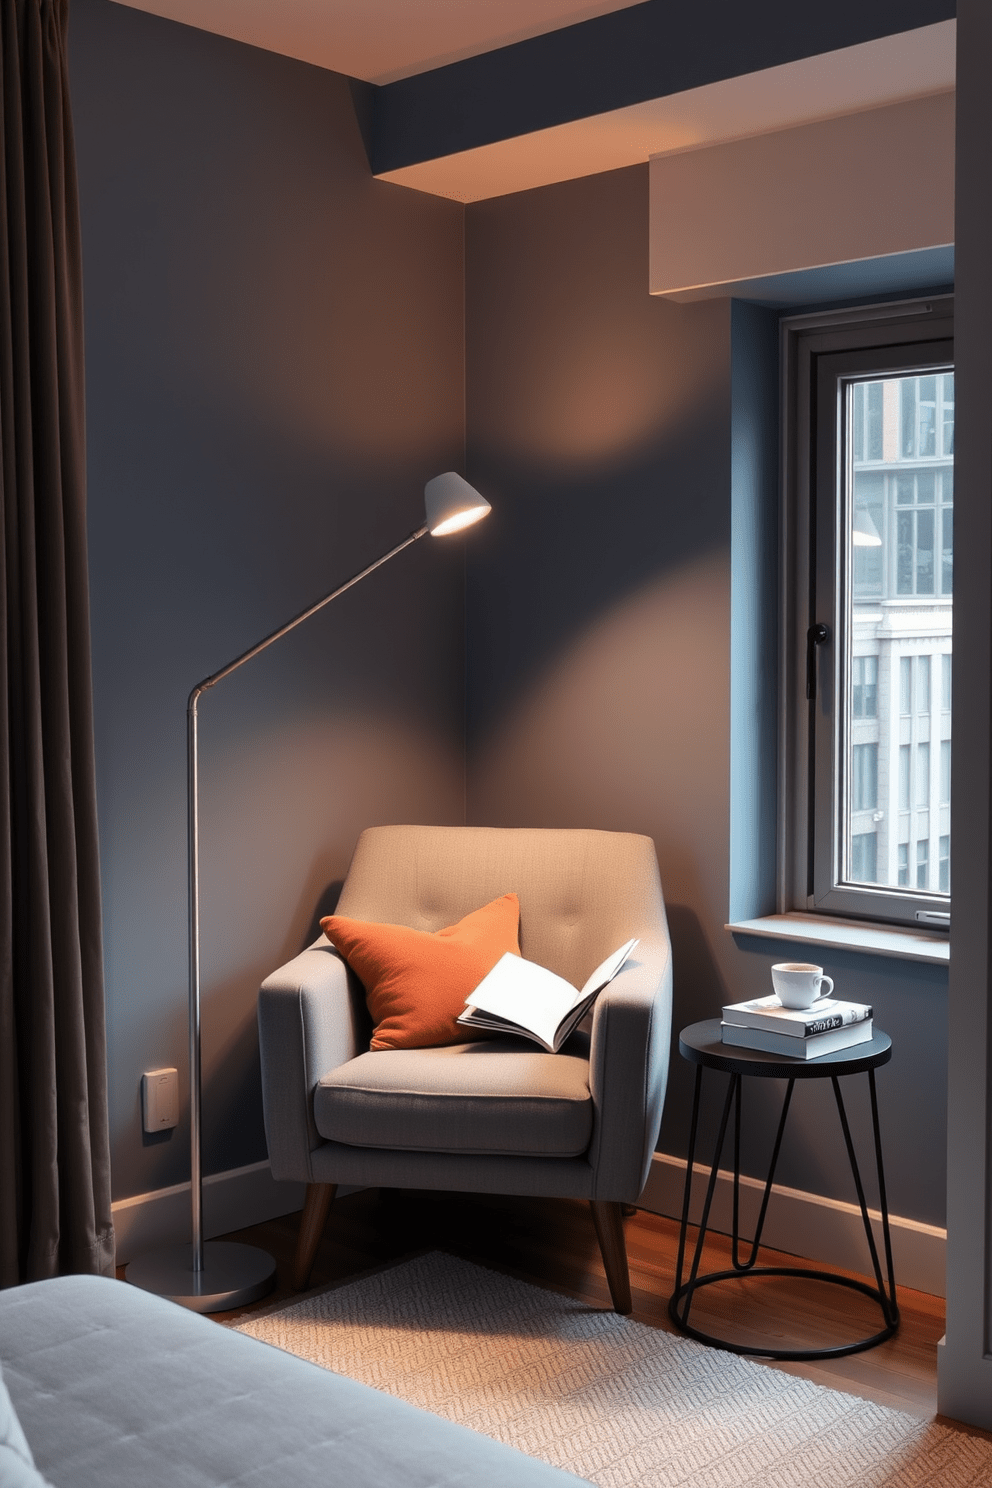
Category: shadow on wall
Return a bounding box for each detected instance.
[302,880,344,946]
[105,706,465,1195]
[466,398,730,743]
[468,553,731,924]
[201,993,269,1175]
[658,902,731,1161]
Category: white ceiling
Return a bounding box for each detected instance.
[107,0,647,83]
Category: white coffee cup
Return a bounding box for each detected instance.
[771,962,834,1010]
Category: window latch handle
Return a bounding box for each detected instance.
[806,623,830,700]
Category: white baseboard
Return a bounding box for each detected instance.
[111,1161,306,1266]
[639,1151,946,1298]
[113,1151,945,1297]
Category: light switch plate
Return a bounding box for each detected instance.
[142,1068,179,1132]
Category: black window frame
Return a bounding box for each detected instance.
[780,295,953,929]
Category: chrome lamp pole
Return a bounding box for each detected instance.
[125,473,491,1311]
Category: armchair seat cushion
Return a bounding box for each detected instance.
[314,1041,593,1157]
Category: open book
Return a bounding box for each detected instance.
[457,939,639,1053]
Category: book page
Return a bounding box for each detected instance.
[463,953,579,1049]
[579,938,639,998]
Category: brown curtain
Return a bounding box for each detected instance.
[0,0,113,1284]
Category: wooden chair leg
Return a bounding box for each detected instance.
[590,1199,632,1315]
[294,1182,336,1291]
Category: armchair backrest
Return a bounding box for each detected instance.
[334,825,666,989]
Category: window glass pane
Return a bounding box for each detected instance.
[864,655,877,717]
[918,375,937,455]
[916,741,930,806]
[851,832,878,883]
[852,471,884,596]
[897,511,914,593]
[899,744,911,810]
[901,380,916,458]
[853,742,878,811]
[917,655,930,713]
[867,381,883,460]
[851,656,878,718]
[834,352,952,913]
[939,834,950,892]
[916,508,934,594]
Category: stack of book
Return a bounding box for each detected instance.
[721,994,873,1059]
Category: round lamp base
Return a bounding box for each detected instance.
[125,1240,276,1314]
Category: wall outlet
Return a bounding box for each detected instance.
[142,1068,179,1132]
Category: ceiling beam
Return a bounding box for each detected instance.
[368,0,955,174]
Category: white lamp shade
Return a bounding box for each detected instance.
[424,472,491,536]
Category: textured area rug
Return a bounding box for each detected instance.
[235,1252,987,1487]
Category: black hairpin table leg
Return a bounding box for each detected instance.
[668,1020,899,1360]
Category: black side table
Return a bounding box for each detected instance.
[669,1018,899,1360]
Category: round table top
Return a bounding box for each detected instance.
[678,1018,892,1078]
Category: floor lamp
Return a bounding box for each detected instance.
[126,472,492,1312]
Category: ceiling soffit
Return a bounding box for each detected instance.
[108,0,957,205]
[378,21,956,204]
[369,0,955,174]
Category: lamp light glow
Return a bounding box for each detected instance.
[424,471,491,536]
[431,507,488,536]
[852,508,882,546]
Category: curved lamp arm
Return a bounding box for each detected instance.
[186,475,489,1274]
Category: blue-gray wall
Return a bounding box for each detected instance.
[69,0,950,1230]
[464,164,948,1226]
[71,0,467,1200]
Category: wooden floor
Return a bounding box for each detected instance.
[207,1186,958,1423]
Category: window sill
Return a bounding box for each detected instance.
[726,913,949,965]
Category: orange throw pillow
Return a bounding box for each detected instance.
[321,893,521,1051]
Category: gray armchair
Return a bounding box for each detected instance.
[257,825,672,1312]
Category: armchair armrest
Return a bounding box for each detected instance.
[586,935,673,1201]
[258,939,367,1183]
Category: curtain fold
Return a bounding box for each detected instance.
[0,0,114,1284]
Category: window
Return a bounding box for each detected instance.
[852,743,878,811]
[917,656,930,714]
[899,745,911,810]
[916,742,930,808]
[894,472,953,598]
[900,656,912,715]
[917,839,930,889]
[852,656,877,717]
[852,832,878,884]
[782,298,952,927]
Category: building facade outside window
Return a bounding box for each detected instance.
[782,298,953,928]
